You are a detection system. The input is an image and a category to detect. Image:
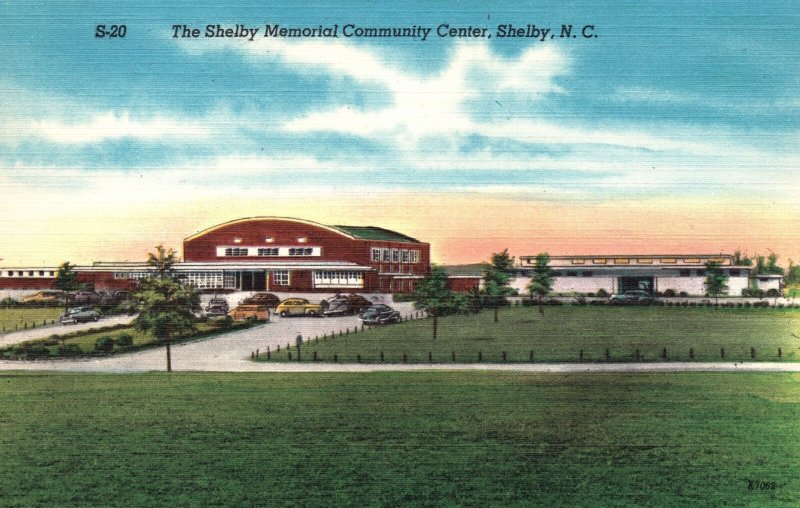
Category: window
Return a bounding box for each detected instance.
[410,250,420,263]
[224,247,249,257]
[273,271,289,286]
[257,248,279,256]
[401,250,410,263]
[679,270,691,277]
[566,271,578,277]
[614,258,629,265]
[28,271,34,276]
[391,249,400,263]
[695,270,706,277]
[571,259,585,264]
[592,259,607,265]
[17,271,23,276]
[183,271,224,289]
[683,258,700,264]
[265,237,274,243]
[382,248,390,262]
[581,271,594,277]
[7,271,12,277]
[297,237,308,243]
[660,258,677,264]
[38,271,45,276]
[49,271,54,276]
[637,258,653,264]
[371,248,381,262]
[288,248,313,256]
[729,269,741,276]
[233,237,243,244]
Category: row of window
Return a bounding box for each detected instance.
[219,246,320,257]
[371,248,421,264]
[552,269,744,277]
[4,270,56,277]
[113,272,153,280]
[565,257,728,266]
[313,271,364,288]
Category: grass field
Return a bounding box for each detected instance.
[0,371,797,506]
[262,306,800,363]
[0,307,63,332]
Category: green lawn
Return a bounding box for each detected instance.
[0,371,797,506]
[0,307,63,332]
[264,306,800,363]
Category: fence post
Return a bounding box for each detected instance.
[403,353,407,364]
[313,351,317,361]
[778,347,782,358]
[751,347,756,359]
[605,348,610,361]
[579,349,583,362]
[428,351,432,363]
[251,351,254,359]
[452,350,456,362]
[277,344,280,352]
[256,349,259,358]
[288,351,292,361]
[361,324,364,332]
[357,354,361,363]
[662,347,667,360]
[380,351,384,362]
[267,347,271,360]
[720,347,724,359]
[689,348,694,359]
[502,351,507,362]
[529,350,534,362]
[635,349,640,361]
[478,350,482,362]
[333,354,338,362]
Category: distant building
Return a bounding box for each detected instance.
[514,254,770,296]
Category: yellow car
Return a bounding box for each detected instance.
[21,290,65,303]
[275,298,325,317]
[228,304,270,322]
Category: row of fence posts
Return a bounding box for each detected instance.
[252,345,784,362]
[1,319,57,333]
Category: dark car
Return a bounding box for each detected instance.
[609,290,654,305]
[60,306,100,324]
[323,293,373,316]
[206,297,229,313]
[204,305,229,319]
[360,304,400,325]
[71,291,103,305]
[241,292,280,308]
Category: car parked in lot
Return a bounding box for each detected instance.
[228,304,270,322]
[21,290,65,304]
[60,306,100,324]
[360,304,401,325]
[323,293,373,316]
[609,290,655,305]
[204,305,229,320]
[275,298,325,317]
[206,297,229,313]
[241,292,280,308]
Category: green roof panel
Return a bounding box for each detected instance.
[332,225,421,243]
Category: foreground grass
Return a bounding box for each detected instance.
[0,307,63,332]
[263,306,800,363]
[0,371,797,506]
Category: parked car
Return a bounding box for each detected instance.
[204,305,229,319]
[71,291,103,305]
[21,290,65,304]
[206,297,229,313]
[609,290,654,305]
[360,304,400,325]
[275,298,325,317]
[228,304,270,322]
[60,306,100,324]
[323,293,373,316]
[241,292,280,308]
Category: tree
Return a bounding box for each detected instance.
[704,260,729,303]
[482,249,515,323]
[733,250,753,267]
[53,261,80,312]
[134,245,199,371]
[413,266,469,340]
[526,253,554,314]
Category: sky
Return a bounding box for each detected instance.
[1,1,798,266]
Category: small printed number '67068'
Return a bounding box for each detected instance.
[748,480,776,490]
[95,25,127,38]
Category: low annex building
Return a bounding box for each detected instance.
[0,217,433,294]
[515,254,757,296]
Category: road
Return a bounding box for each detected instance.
[0,314,136,348]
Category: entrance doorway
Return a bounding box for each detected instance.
[240,271,267,291]
[618,276,654,294]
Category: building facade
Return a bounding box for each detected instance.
[514,254,755,296]
[0,217,431,294]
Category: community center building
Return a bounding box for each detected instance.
[0,217,437,294]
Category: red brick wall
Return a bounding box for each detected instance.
[446,277,481,293]
[0,278,55,290]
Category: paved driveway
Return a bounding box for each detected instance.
[0,314,136,348]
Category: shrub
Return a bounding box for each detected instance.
[766,288,779,297]
[58,344,83,356]
[596,289,609,297]
[95,336,115,352]
[586,292,595,297]
[678,291,688,297]
[545,298,563,306]
[574,297,587,306]
[27,345,51,358]
[0,297,19,307]
[744,301,752,308]
[753,301,769,308]
[662,289,676,297]
[116,333,134,347]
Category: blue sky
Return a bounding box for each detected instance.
[0,1,798,264]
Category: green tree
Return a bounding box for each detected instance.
[53,261,80,312]
[133,245,199,371]
[413,266,469,340]
[526,253,554,314]
[704,261,729,303]
[733,250,753,266]
[482,249,515,323]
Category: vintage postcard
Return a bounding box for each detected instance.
[1,1,798,506]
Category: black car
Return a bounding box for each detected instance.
[360,304,400,325]
[609,290,654,305]
[323,293,373,316]
[241,292,281,308]
[206,297,229,313]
